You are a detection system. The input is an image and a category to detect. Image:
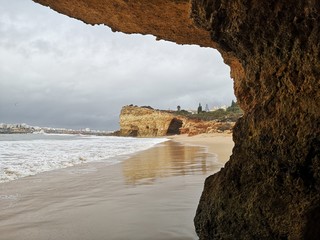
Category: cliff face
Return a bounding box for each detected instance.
[192,2,320,239]
[119,105,233,137]
[119,106,183,137]
[33,0,320,239]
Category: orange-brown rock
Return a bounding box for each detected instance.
[32,1,320,239]
[181,119,234,136]
[120,105,185,137]
[32,0,214,48]
[119,105,233,137]
[192,2,320,239]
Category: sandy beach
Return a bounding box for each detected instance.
[0,133,233,240]
[169,133,234,164]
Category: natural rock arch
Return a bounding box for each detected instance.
[32,0,320,239]
[166,118,183,135]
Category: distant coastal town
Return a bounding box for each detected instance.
[0,123,113,136]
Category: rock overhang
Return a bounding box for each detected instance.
[31,1,320,239]
[32,0,216,48]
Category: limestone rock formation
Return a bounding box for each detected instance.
[119,105,184,137]
[119,105,233,137]
[192,2,320,239]
[32,0,214,48]
[180,118,234,136]
[33,0,320,239]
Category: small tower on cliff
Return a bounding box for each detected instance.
[205,104,209,112]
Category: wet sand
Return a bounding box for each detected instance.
[169,133,234,164]
[0,134,233,240]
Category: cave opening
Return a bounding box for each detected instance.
[1,0,235,131]
[166,118,183,135]
[26,1,320,240]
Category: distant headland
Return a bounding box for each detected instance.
[1,102,242,137]
[119,102,242,137]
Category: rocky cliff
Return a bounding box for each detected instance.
[33,1,320,239]
[120,106,182,137]
[119,105,233,137]
[192,2,320,239]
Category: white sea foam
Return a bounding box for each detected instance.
[0,134,168,183]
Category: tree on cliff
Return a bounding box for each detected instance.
[227,100,242,113]
[197,103,202,114]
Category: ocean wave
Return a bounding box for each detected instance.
[0,134,168,183]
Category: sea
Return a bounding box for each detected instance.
[0,133,168,183]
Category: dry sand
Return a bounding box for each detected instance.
[0,134,233,240]
[169,133,234,164]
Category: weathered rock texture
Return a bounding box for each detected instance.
[120,106,183,137]
[32,0,214,48]
[33,0,320,239]
[119,105,233,137]
[192,2,320,239]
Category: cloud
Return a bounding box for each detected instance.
[0,0,234,130]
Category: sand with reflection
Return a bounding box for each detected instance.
[0,135,233,240]
[122,141,221,185]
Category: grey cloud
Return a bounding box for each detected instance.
[0,0,235,130]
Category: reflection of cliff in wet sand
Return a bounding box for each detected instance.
[170,133,234,165]
[122,141,221,185]
[0,133,233,240]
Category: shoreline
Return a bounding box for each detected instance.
[0,133,233,240]
[168,133,234,165]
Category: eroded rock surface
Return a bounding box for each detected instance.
[33,0,320,239]
[119,105,233,137]
[119,106,181,137]
[32,0,214,48]
[192,1,320,239]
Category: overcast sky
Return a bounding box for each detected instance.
[0,0,234,131]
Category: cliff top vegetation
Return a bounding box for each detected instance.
[174,101,243,122]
